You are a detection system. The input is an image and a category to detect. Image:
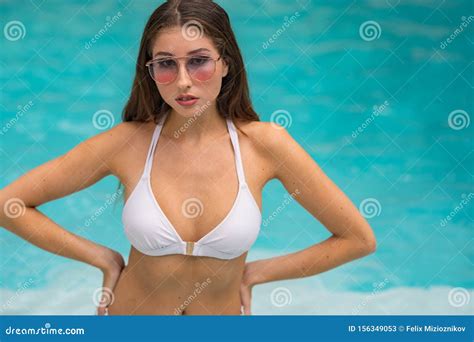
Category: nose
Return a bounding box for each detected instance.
[175,60,192,88]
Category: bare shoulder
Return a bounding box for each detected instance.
[94,120,150,144]
[236,121,292,145]
[94,120,154,172]
[234,119,292,157]
[80,121,145,159]
[233,119,293,181]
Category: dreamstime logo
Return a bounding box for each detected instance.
[92,286,115,308]
[0,277,35,313]
[84,11,122,49]
[349,100,389,142]
[359,21,381,41]
[270,109,292,129]
[4,322,85,335]
[3,198,26,219]
[262,11,300,49]
[173,100,211,139]
[262,189,300,227]
[0,100,34,136]
[270,287,292,307]
[448,287,470,308]
[440,16,474,50]
[440,193,473,227]
[84,188,123,228]
[173,278,212,315]
[182,198,204,219]
[181,20,204,41]
[352,278,390,315]
[359,198,381,218]
[448,109,470,130]
[92,109,115,130]
[4,21,26,41]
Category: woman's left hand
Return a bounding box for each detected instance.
[240,262,258,315]
[96,249,125,315]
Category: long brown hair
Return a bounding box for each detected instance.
[121,0,260,125]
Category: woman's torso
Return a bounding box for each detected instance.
[107,116,273,315]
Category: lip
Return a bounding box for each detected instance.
[175,94,199,106]
[175,93,198,100]
[176,98,198,106]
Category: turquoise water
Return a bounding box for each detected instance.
[1,1,472,314]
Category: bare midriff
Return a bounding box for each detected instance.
[106,246,246,315]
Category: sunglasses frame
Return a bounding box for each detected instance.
[145,55,222,84]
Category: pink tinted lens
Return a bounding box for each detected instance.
[150,59,178,84]
[153,66,178,83]
[155,68,176,83]
[187,58,215,81]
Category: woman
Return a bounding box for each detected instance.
[0,0,376,315]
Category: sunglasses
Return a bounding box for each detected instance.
[145,55,222,84]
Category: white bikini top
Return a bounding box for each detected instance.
[122,114,262,260]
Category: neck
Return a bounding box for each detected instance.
[162,107,227,144]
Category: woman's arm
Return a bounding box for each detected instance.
[0,123,135,273]
[244,123,376,287]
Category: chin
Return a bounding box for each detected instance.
[171,102,212,118]
[173,107,201,118]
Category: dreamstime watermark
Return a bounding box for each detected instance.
[92,286,115,308]
[0,100,34,136]
[359,198,381,219]
[352,278,390,314]
[270,109,292,129]
[173,278,212,314]
[84,188,123,228]
[4,20,26,41]
[173,100,211,139]
[4,323,85,336]
[3,197,26,219]
[84,11,122,49]
[270,287,292,307]
[440,16,474,50]
[262,11,300,49]
[181,20,204,41]
[359,20,382,41]
[0,278,35,313]
[181,197,204,219]
[350,100,389,141]
[92,109,115,130]
[448,109,470,130]
[448,287,470,308]
[439,193,473,227]
[263,189,300,227]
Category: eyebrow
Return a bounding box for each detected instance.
[153,48,211,58]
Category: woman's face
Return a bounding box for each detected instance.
[150,26,228,118]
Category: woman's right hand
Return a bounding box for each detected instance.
[96,249,125,315]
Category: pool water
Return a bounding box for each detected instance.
[1,1,472,314]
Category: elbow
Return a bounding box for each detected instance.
[357,221,377,255]
[346,230,376,257]
[336,232,377,258]
[365,236,377,254]
[361,232,377,255]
